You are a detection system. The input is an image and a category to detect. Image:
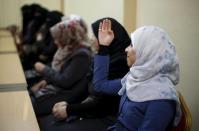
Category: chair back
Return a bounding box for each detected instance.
[171,91,192,131]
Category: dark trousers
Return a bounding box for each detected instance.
[39,115,116,131]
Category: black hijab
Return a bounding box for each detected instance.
[92,17,131,79]
[36,11,63,63]
[45,11,63,28]
[23,5,48,44]
[38,10,63,42]
[21,4,34,36]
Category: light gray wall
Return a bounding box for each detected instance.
[0,0,21,27]
[64,0,124,37]
[0,0,61,28]
[137,0,199,130]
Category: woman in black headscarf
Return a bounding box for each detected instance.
[36,11,64,64]
[91,17,130,79]
[24,11,64,87]
[21,4,33,37]
[20,5,49,70]
[39,17,131,131]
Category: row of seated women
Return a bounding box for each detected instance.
[19,4,63,75]
[28,15,128,131]
[23,13,181,131]
[17,4,69,88]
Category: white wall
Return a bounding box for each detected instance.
[123,0,136,34]
[64,0,124,36]
[137,0,199,130]
[19,0,62,12]
[0,0,62,28]
[0,0,21,27]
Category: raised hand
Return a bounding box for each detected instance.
[98,19,114,46]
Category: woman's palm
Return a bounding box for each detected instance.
[99,30,114,45]
[98,19,114,46]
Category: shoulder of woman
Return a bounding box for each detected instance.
[72,47,91,57]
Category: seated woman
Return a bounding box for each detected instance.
[93,19,181,131]
[25,11,64,87]
[30,15,91,115]
[36,11,64,65]
[38,17,131,131]
[20,5,49,70]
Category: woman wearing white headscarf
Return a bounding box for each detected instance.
[93,19,181,131]
[30,15,91,115]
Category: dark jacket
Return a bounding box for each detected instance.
[32,47,91,115]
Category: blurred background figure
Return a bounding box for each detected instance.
[17,4,64,87]
[36,11,63,65]
[20,4,49,70]
[29,14,91,116]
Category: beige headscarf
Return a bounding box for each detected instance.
[50,14,88,71]
[34,15,89,98]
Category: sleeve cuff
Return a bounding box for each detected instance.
[66,104,73,116]
[41,66,51,83]
[98,45,109,55]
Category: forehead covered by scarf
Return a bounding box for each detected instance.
[50,14,88,46]
[45,11,63,28]
[130,26,180,85]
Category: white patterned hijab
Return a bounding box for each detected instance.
[119,25,180,99]
[118,26,181,126]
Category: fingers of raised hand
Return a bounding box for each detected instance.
[102,19,107,30]
[99,19,111,32]
[99,22,102,31]
[108,19,111,31]
[102,19,110,31]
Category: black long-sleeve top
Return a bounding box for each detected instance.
[41,48,90,90]
[65,45,120,118]
[66,93,120,118]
